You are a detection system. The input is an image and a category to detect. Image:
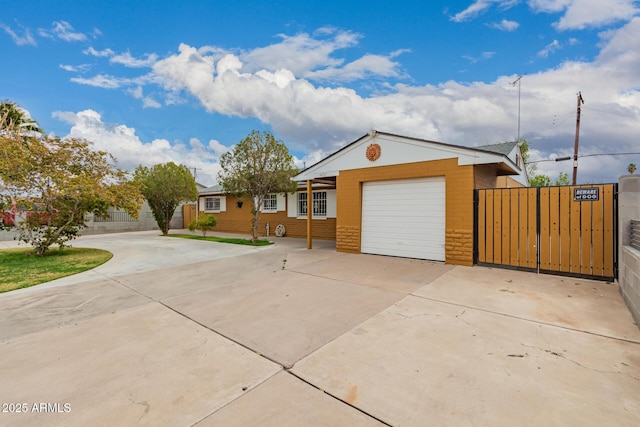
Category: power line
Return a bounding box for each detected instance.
[552,110,574,126]
[526,152,640,164]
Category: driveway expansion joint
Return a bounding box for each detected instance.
[155,299,395,425]
[285,370,393,427]
[410,292,640,345]
[286,268,412,296]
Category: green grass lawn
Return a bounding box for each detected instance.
[168,233,273,246]
[0,247,112,293]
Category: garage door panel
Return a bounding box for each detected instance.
[363,214,443,223]
[362,222,444,235]
[361,177,445,261]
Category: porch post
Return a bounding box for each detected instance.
[307,179,312,249]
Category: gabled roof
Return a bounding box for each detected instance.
[199,184,223,195]
[476,141,519,156]
[294,130,522,182]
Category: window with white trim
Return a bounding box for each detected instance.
[298,192,307,217]
[298,191,326,217]
[313,191,327,217]
[205,197,220,211]
[263,194,277,212]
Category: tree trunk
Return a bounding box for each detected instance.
[251,208,259,243]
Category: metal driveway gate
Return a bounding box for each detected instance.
[474,184,617,281]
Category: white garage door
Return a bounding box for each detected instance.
[361,177,445,261]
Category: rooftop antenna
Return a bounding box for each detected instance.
[190,167,202,180]
[510,75,523,142]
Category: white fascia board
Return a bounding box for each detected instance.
[296,132,522,180]
[295,168,340,181]
[458,148,522,176]
[458,151,508,166]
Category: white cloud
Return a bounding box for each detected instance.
[99,82,161,108]
[529,0,639,30]
[526,0,572,14]
[455,1,638,30]
[463,51,496,63]
[142,97,161,108]
[241,30,359,77]
[306,54,405,81]
[488,19,520,31]
[84,46,115,57]
[110,52,159,68]
[0,23,36,46]
[127,86,143,99]
[60,63,91,72]
[207,139,229,157]
[538,39,562,57]
[451,0,519,22]
[70,74,126,89]
[51,109,224,184]
[51,21,87,42]
[75,30,405,109]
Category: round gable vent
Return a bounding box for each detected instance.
[366,143,381,162]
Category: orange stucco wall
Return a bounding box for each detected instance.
[198,195,336,240]
[496,175,526,188]
[474,164,525,189]
[474,164,500,189]
[336,158,475,266]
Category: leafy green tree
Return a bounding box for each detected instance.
[556,172,570,185]
[629,163,637,174]
[529,171,571,187]
[0,100,43,134]
[528,174,551,187]
[218,130,298,242]
[0,134,142,255]
[520,140,571,187]
[518,139,534,177]
[135,162,198,235]
[188,214,217,236]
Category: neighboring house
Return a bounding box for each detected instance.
[0,182,206,241]
[197,131,528,266]
[475,141,529,187]
[82,200,163,235]
[85,182,207,235]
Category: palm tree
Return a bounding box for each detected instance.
[0,101,43,134]
[629,163,637,174]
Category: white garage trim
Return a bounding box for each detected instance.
[361,177,446,261]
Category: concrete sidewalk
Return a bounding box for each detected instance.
[1,231,638,426]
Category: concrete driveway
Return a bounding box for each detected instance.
[1,231,638,426]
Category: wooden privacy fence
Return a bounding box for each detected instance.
[474,184,617,281]
[183,204,197,229]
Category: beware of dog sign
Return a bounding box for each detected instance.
[574,187,599,201]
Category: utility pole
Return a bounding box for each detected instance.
[572,92,584,185]
[511,75,523,142]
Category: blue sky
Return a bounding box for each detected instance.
[2,0,639,185]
